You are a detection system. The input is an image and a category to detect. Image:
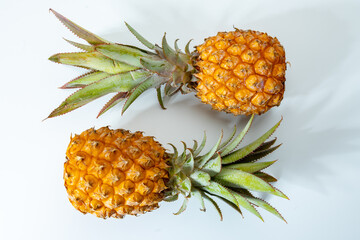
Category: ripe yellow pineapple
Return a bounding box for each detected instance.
[47,9,286,118]
[64,115,288,221]
[195,30,285,115]
[65,127,169,218]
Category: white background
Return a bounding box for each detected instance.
[1,0,359,239]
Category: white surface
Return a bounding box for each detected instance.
[1,0,360,239]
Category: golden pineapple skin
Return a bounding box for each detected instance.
[195,29,286,115]
[64,127,169,219]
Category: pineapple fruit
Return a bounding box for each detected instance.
[48,9,286,118]
[64,115,288,221]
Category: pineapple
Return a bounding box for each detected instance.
[64,115,288,221]
[47,9,286,118]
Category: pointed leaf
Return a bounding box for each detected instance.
[225,160,277,173]
[162,34,186,70]
[255,138,277,152]
[197,132,223,168]
[253,172,277,183]
[163,193,179,202]
[48,71,149,118]
[122,74,162,114]
[185,39,192,55]
[50,9,109,45]
[191,189,206,211]
[140,57,172,75]
[229,190,263,221]
[96,44,149,68]
[219,126,237,151]
[182,152,194,176]
[214,168,286,198]
[222,117,282,164]
[162,34,177,64]
[164,82,175,95]
[64,38,94,52]
[246,197,286,222]
[174,197,189,215]
[202,153,222,177]
[174,39,180,52]
[168,143,178,165]
[125,22,155,49]
[175,142,188,166]
[193,131,206,157]
[49,52,138,74]
[240,145,281,163]
[164,82,181,97]
[178,172,192,196]
[202,181,239,209]
[190,171,210,187]
[221,115,254,157]
[97,92,127,118]
[271,186,289,199]
[191,140,198,153]
[156,87,166,109]
[60,71,110,89]
[203,193,223,221]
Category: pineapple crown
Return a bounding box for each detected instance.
[165,115,288,222]
[48,9,196,119]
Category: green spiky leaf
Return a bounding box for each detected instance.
[193,131,206,157]
[197,132,223,168]
[222,118,282,164]
[190,171,211,187]
[221,115,254,157]
[255,138,277,152]
[122,74,162,114]
[219,126,237,151]
[140,57,172,76]
[97,92,126,118]
[49,52,138,74]
[201,153,222,177]
[162,34,177,64]
[60,71,111,89]
[230,190,263,221]
[182,152,194,176]
[177,172,192,196]
[48,71,149,118]
[50,9,110,45]
[174,39,180,52]
[191,140,198,153]
[191,189,206,211]
[156,87,166,109]
[225,160,277,173]
[246,197,286,222]
[174,197,189,215]
[203,193,223,221]
[254,172,278,183]
[185,39,192,55]
[163,193,179,202]
[162,34,186,70]
[240,145,281,163]
[125,22,155,49]
[168,143,178,164]
[96,44,150,68]
[63,38,95,52]
[202,181,239,210]
[214,168,285,198]
[175,142,188,166]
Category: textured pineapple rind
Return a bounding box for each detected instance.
[194,29,286,115]
[64,127,170,219]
